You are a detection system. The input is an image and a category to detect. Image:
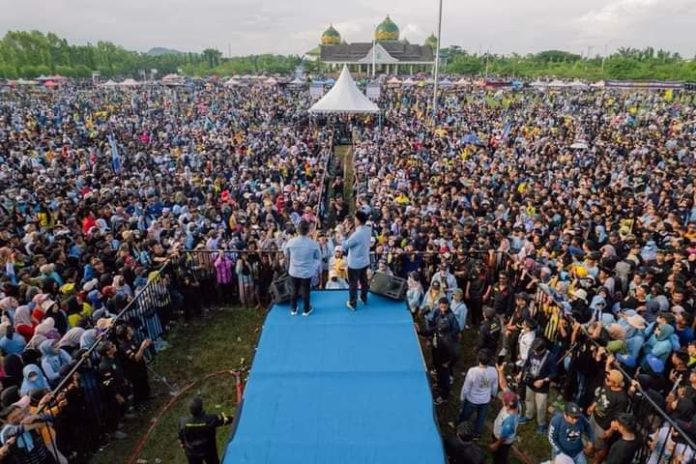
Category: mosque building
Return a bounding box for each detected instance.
[305,16,436,74]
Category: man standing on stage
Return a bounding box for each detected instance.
[343,211,371,311]
[283,220,321,316]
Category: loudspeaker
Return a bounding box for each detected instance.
[270,276,293,303]
[369,272,407,300]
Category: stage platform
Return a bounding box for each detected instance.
[222,290,445,464]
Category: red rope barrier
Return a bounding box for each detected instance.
[127,369,246,464]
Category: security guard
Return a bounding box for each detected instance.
[178,397,233,464]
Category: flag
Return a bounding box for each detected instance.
[501,121,512,140]
[108,133,121,174]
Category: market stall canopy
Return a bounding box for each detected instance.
[455,78,471,86]
[402,77,416,86]
[265,77,278,86]
[224,78,242,87]
[100,80,118,87]
[309,66,379,114]
[569,79,589,89]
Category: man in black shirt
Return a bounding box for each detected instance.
[604,413,640,464]
[443,421,485,464]
[476,307,501,355]
[178,397,234,464]
[588,368,629,461]
[98,340,130,438]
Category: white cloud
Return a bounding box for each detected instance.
[0,0,693,57]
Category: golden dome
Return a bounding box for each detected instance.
[375,15,399,41]
[321,25,341,45]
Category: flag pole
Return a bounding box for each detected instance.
[432,0,443,120]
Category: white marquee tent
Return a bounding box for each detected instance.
[309,66,379,114]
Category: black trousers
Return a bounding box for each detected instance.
[186,450,219,464]
[290,276,311,312]
[348,266,369,306]
[492,440,512,464]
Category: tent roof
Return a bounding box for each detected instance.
[309,66,379,114]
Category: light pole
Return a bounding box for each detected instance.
[432,0,443,119]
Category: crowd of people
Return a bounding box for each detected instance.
[0,78,692,463]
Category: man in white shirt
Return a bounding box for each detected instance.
[458,350,499,439]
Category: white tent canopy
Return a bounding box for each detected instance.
[119,78,140,87]
[309,66,379,114]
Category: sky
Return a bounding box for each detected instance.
[0,0,694,57]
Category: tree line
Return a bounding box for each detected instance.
[0,30,694,81]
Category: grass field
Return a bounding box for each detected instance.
[90,304,552,463]
[433,329,552,464]
[91,306,265,464]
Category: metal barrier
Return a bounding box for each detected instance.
[15,247,692,464]
[530,287,696,463]
[8,263,176,462]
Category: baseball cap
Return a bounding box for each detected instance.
[564,402,582,418]
[503,391,519,408]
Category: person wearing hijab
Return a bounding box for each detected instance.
[20,364,49,396]
[1,355,24,389]
[39,340,72,385]
[58,327,85,357]
[0,386,20,408]
[13,306,35,340]
[0,322,26,355]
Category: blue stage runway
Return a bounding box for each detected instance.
[222,290,445,464]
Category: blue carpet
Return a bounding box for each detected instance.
[222,290,445,464]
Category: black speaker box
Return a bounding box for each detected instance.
[270,275,293,303]
[369,272,407,300]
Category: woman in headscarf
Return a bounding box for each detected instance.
[0,385,20,407]
[58,327,85,357]
[406,271,424,314]
[1,354,23,389]
[13,305,36,339]
[39,339,72,385]
[20,364,49,396]
[0,297,18,323]
[0,321,26,355]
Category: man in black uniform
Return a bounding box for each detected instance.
[476,307,501,355]
[178,397,233,464]
[98,340,130,439]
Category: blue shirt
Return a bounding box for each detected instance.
[0,334,26,355]
[549,413,593,457]
[283,235,321,279]
[343,225,371,269]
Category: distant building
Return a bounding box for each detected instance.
[305,16,436,75]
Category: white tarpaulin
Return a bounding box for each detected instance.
[309,66,379,114]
